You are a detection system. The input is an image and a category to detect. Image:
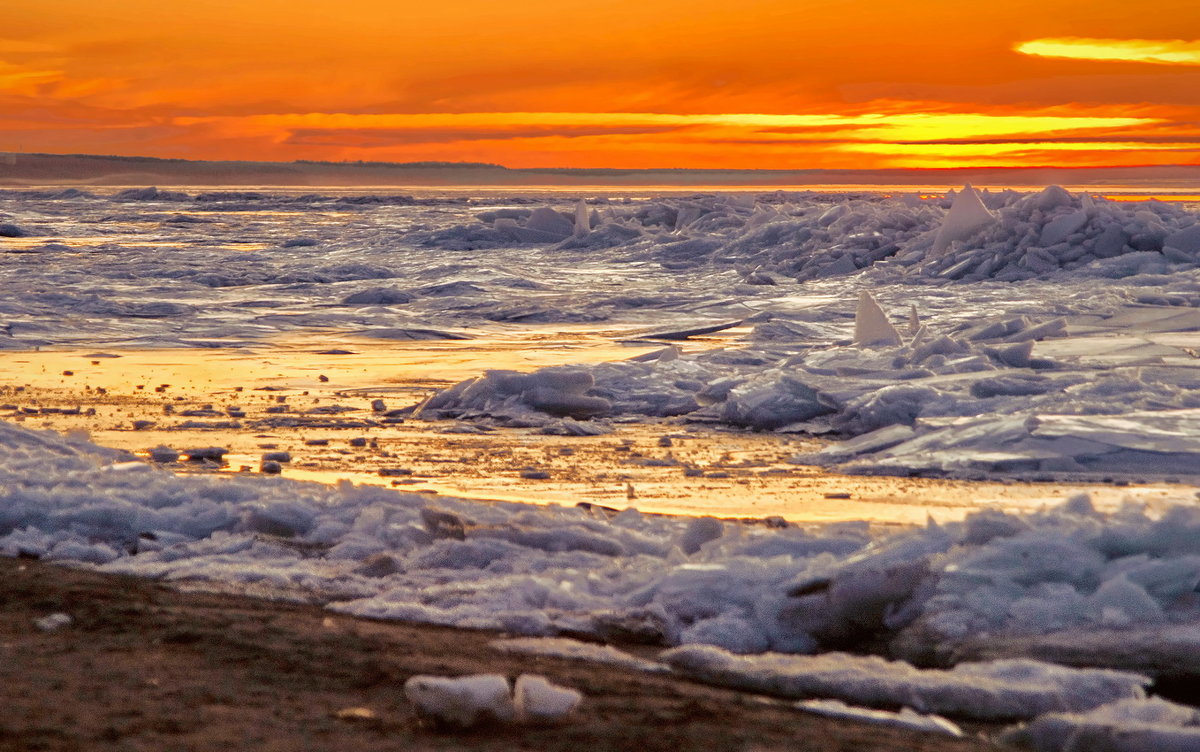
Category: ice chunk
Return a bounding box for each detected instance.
[148,445,180,463]
[33,612,73,632]
[854,291,902,347]
[280,236,319,248]
[1032,185,1074,212]
[573,199,590,238]
[680,516,724,554]
[1164,225,1200,255]
[524,207,573,238]
[1000,698,1200,752]
[932,184,996,254]
[513,674,582,723]
[1088,575,1164,628]
[1094,224,1130,258]
[1039,210,1088,247]
[720,375,834,430]
[340,287,414,305]
[404,674,516,727]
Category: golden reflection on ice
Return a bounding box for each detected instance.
[0,331,1193,528]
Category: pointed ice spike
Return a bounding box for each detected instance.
[573,200,590,238]
[854,291,903,347]
[908,304,921,336]
[932,184,996,254]
[1081,193,1097,214]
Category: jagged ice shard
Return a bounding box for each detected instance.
[932,183,996,254]
[853,290,902,347]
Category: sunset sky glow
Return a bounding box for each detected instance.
[2,0,1199,169]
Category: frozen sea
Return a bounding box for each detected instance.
[5,183,1200,748]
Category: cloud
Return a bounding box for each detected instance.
[282,124,689,148]
[1016,38,1200,66]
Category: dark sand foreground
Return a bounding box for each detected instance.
[0,558,995,752]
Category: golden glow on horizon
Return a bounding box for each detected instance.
[1016,38,1200,65]
[2,1,1200,170]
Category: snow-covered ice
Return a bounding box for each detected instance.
[402,672,580,726]
[1000,697,1200,752]
[661,645,1149,721]
[513,674,582,723]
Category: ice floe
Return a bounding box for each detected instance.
[662,645,1149,721]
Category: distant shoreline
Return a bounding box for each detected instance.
[3,152,1200,189]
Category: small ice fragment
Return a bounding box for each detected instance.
[907,304,921,336]
[280,236,319,248]
[796,699,963,737]
[404,674,515,727]
[854,291,902,347]
[148,445,179,463]
[185,447,227,462]
[34,613,72,632]
[513,674,582,723]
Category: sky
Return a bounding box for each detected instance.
[2,0,1199,170]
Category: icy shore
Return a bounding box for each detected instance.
[2,419,1200,747]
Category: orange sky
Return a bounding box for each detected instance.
[2,0,1199,169]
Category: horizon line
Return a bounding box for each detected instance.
[4,150,1200,175]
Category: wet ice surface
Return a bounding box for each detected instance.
[5,185,1200,480]
[5,184,1200,746]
